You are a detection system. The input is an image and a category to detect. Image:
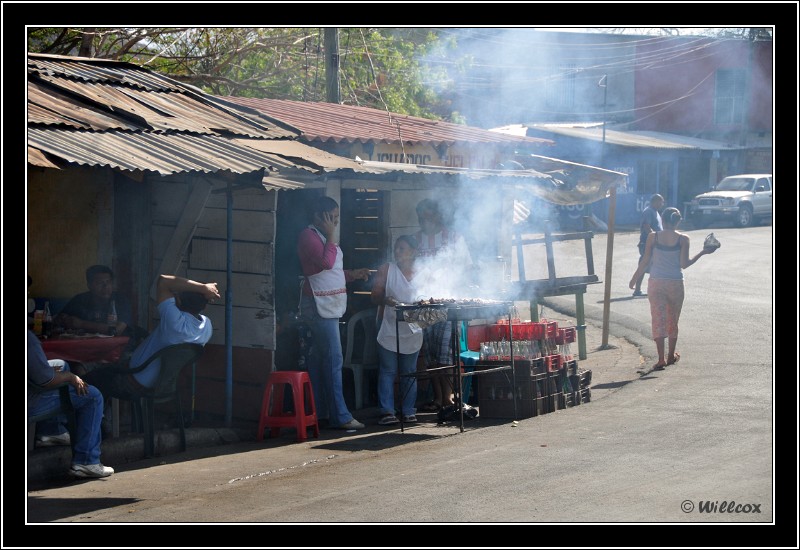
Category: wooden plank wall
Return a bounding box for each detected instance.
[149,177,277,423]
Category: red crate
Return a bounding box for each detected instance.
[486,323,509,342]
[467,325,488,351]
[545,354,562,372]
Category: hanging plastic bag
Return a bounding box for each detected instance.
[703,233,721,250]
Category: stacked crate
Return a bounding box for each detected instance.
[475,318,589,419]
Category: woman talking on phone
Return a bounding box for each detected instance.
[297,195,371,430]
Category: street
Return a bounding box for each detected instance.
[21,225,777,536]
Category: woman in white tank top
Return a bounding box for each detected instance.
[371,235,423,425]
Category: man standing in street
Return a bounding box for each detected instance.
[632,193,664,297]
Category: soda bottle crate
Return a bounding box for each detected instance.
[475,359,567,419]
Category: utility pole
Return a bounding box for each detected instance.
[324,28,341,104]
[599,74,608,166]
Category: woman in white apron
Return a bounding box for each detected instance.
[371,235,423,425]
[297,196,370,430]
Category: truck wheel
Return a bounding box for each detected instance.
[736,204,753,228]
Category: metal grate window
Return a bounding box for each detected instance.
[546,64,576,109]
[714,69,746,125]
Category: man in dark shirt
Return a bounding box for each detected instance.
[632,194,664,296]
[55,264,133,336]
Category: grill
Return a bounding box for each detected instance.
[396,300,513,322]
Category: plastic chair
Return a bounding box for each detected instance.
[342,307,380,410]
[28,382,76,453]
[256,370,319,442]
[104,343,204,458]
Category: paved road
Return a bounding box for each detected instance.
[20,225,778,539]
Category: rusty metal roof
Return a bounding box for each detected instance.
[27,53,313,181]
[221,96,554,148]
[28,128,311,176]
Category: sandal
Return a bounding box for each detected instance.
[419,401,441,412]
[378,414,399,426]
[667,352,681,366]
[652,363,666,371]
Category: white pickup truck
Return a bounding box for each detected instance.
[688,173,773,228]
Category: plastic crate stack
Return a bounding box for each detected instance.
[470,318,591,419]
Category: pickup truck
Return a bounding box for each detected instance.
[688,174,773,228]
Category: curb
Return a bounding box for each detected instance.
[27,427,251,483]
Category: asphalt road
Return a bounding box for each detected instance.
[18,224,782,544]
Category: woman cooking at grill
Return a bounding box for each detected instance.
[413,198,475,413]
[371,235,423,425]
[297,195,371,431]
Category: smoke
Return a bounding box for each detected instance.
[407,180,551,301]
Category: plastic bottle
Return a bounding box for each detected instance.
[107,299,118,336]
[43,301,53,338]
[33,310,44,336]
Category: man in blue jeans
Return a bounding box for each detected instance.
[28,330,114,478]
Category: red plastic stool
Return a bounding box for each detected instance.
[256,371,320,442]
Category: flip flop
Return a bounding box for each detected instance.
[667,352,681,366]
[652,363,666,371]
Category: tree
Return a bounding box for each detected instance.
[27,27,463,122]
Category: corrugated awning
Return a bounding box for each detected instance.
[27,128,294,177]
[234,138,374,173]
[359,155,628,205]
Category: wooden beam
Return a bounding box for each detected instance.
[150,176,214,300]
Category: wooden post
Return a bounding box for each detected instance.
[601,185,617,349]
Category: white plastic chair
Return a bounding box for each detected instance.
[342,307,380,410]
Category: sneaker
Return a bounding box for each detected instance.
[337,418,365,430]
[35,432,71,447]
[69,463,115,478]
[402,415,418,423]
[378,414,399,426]
[632,290,644,297]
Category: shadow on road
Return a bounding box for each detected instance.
[27,495,139,523]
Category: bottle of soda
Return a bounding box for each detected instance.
[107,299,118,336]
[43,301,53,338]
[33,309,44,336]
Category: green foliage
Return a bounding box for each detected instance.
[27,27,468,123]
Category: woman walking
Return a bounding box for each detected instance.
[629,207,717,370]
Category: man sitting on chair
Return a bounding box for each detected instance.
[85,274,219,417]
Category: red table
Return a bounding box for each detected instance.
[41,335,130,364]
[41,335,130,437]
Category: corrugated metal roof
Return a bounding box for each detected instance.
[221,96,554,148]
[29,69,295,138]
[357,159,625,206]
[28,128,299,177]
[26,53,321,181]
[234,138,377,173]
[527,124,744,150]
